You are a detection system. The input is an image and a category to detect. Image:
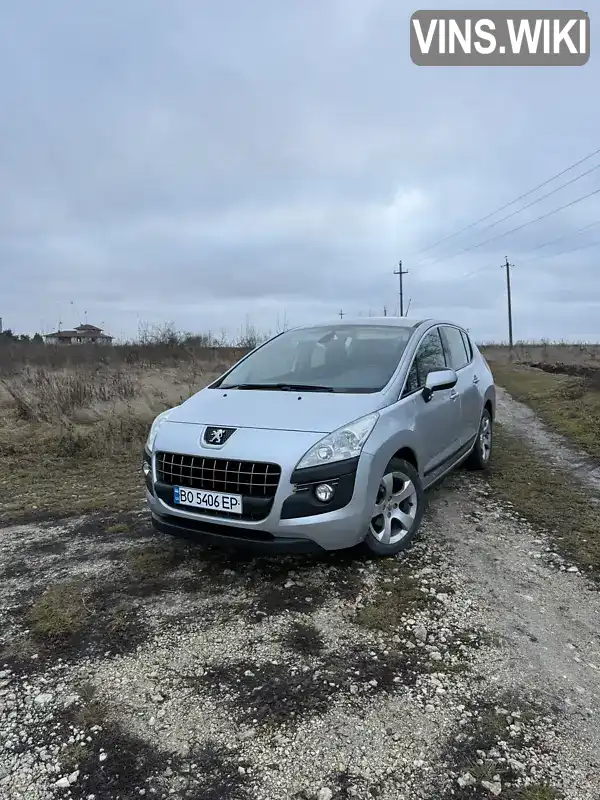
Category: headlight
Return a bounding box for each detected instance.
[295,412,379,470]
[146,409,174,452]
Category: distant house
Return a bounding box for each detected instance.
[44,324,114,345]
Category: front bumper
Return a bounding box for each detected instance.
[144,429,379,551]
[150,510,324,554]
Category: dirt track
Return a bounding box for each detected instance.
[495,386,600,494]
[1,392,599,800]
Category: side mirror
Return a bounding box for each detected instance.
[422,368,458,403]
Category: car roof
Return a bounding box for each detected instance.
[287,317,469,332]
[289,317,425,331]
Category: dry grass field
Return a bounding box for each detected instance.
[481,341,600,369]
[0,343,250,524]
[481,342,600,461]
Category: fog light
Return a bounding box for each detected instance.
[142,462,151,478]
[315,483,335,503]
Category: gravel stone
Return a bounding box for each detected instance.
[481,778,503,795]
[413,624,428,643]
[317,789,333,800]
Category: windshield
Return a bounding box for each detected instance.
[214,324,416,393]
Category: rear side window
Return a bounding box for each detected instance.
[443,326,469,370]
[460,330,473,362]
[404,327,447,394]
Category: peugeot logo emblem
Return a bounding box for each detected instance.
[203,426,236,446]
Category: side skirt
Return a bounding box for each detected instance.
[422,435,477,491]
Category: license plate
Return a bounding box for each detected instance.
[173,486,243,514]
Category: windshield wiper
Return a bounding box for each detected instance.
[224,383,335,392]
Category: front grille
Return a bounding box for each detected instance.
[156,452,281,496]
[155,452,281,521]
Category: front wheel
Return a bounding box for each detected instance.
[464,408,493,470]
[364,457,424,557]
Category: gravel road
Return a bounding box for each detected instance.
[1,393,599,800]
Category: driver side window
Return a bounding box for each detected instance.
[403,328,447,396]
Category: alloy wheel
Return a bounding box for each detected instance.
[479,414,492,462]
[369,470,418,546]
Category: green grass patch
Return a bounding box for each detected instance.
[26,581,90,642]
[106,523,129,534]
[19,579,143,664]
[59,742,90,772]
[356,562,432,631]
[515,786,563,800]
[126,544,185,580]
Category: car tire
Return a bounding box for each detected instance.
[464,407,493,470]
[364,457,425,557]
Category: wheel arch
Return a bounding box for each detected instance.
[483,386,496,421]
[365,421,425,488]
[392,446,419,473]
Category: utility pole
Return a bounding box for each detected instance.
[393,260,409,316]
[504,256,514,349]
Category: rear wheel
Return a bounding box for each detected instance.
[464,408,493,470]
[364,457,424,557]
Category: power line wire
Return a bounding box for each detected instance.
[454,162,600,242]
[523,236,600,265]
[414,145,600,257]
[518,218,600,256]
[424,186,600,267]
[449,221,600,282]
[461,263,498,280]
[459,233,600,282]
[414,220,600,313]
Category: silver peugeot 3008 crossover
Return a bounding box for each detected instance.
[143,318,495,556]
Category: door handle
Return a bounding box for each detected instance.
[472,374,480,384]
[449,389,459,401]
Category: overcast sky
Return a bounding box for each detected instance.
[0,0,598,343]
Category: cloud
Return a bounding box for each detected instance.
[0,0,598,342]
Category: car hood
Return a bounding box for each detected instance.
[167,387,383,433]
